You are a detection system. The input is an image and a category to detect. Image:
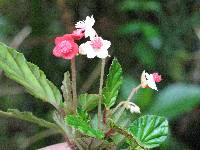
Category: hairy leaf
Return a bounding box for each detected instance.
[128,115,168,148]
[79,94,99,111]
[0,109,61,131]
[66,115,104,139]
[103,58,123,108]
[0,42,63,109]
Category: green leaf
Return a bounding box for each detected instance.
[128,115,168,149]
[0,109,61,131]
[79,94,99,111]
[120,0,161,13]
[77,108,90,122]
[103,58,123,108]
[0,42,63,109]
[148,83,200,118]
[66,115,104,139]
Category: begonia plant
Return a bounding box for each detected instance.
[0,15,168,150]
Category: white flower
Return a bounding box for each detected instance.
[75,15,96,39]
[124,102,140,114]
[141,70,158,91]
[79,37,111,58]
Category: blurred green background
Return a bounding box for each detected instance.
[0,0,200,149]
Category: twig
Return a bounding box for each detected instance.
[9,26,32,49]
[98,59,106,129]
[71,58,77,113]
[57,0,73,32]
[0,26,31,80]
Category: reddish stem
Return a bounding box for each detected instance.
[103,108,108,124]
[105,129,115,138]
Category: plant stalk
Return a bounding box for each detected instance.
[71,57,77,114]
[109,120,146,150]
[98,58,106,129]
[113,84,141,122]
[127,84,141,102]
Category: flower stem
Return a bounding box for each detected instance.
[71,57,77,114]
[113,84,141,122]
[103,107,109,124]
[98,58,106,129]
[108,120,146,149]
[127,84,141,102]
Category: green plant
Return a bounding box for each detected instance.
[0,15,168,149]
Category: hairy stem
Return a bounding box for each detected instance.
[98,58,106,129]
[113,84,141,122]
[109,121,146,150]
[71,58,77,114]
[103,107,108,124]
[127,84,141,102]
[74,139,84,150]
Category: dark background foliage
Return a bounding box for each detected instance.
[0,0,199,149]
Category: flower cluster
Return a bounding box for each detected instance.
[124,71,162,114]
[52,16,111,59]
[141,70,162,91]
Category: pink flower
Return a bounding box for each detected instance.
[71,29,84,40]
[53,34,78,59]
[152,72,162,83]
[141,70,162,91]
[79,37,111,58]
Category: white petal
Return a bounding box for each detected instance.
[79,41,93,55]
[79,43,88,55]
[129,102,140,113]
[96,49,108,58]
[86,49,97,58]
[141,70,148,88]
[95,39,110,58]
[79,41,97,58]
[101,40,111,50]
[146,74,158,91]
[85,28,96,39]
[85,15,95,27]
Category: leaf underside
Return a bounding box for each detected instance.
[0,42,63,109]
[0,109,61,131]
